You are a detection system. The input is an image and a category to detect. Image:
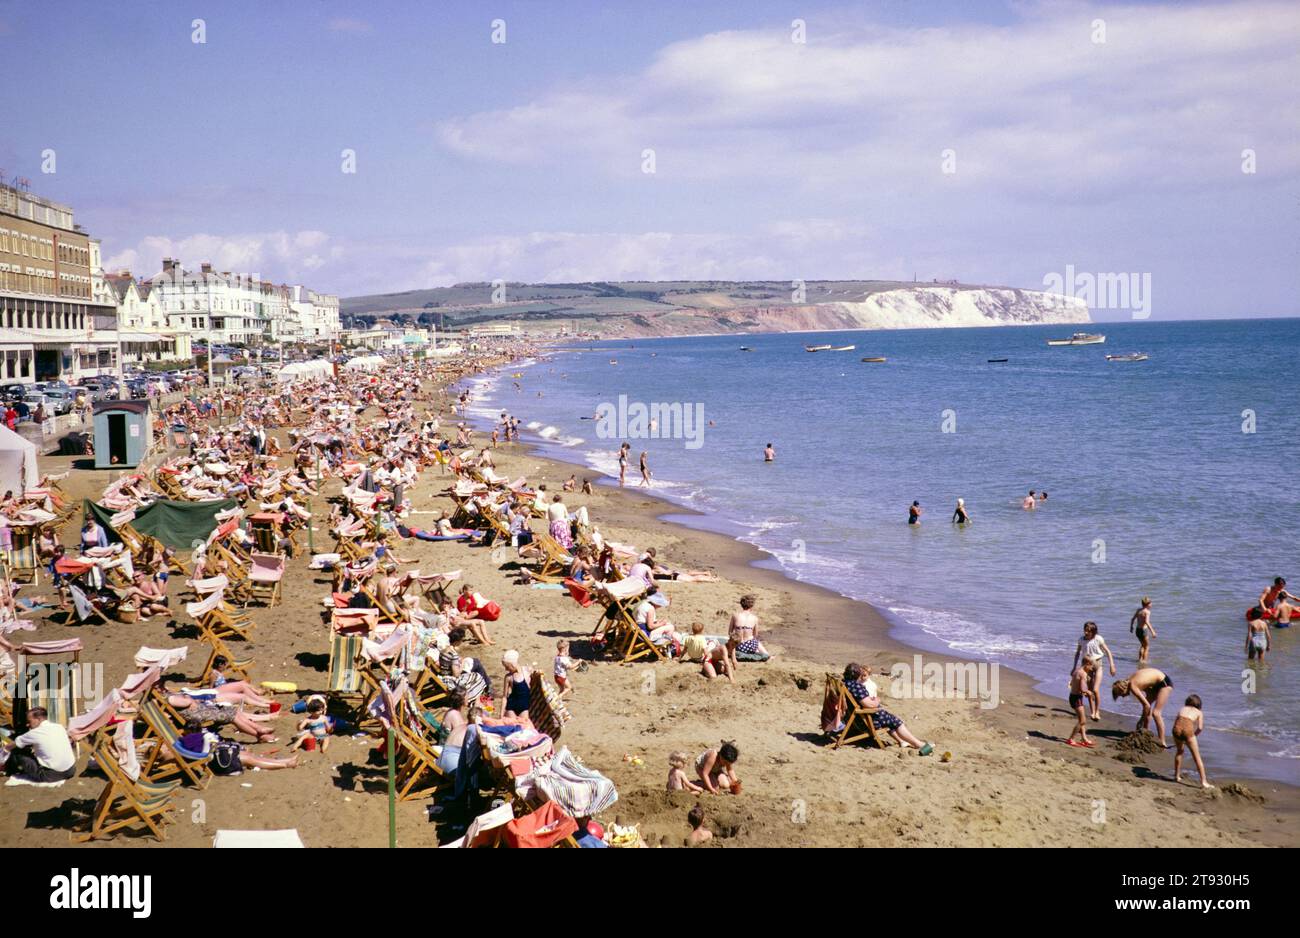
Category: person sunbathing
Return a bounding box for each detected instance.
[177,720,299,771]
[206,656,277,709]
[123,572,169,619]
[158,682,280,743]
[640,549,718,582]
[728,594,772,662]
[842,663,934,754]
[635,587,678,645]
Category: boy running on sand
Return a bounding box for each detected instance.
[1066,659,1097,748]
[1172,695,1212,788]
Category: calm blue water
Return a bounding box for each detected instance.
[464,320,1300,783]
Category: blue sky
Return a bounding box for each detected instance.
[1,0,1296,319]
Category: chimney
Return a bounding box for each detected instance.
[200,262,213,274]
[162,257,178,273]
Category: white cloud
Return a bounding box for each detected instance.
[436,1,1300,197]
[103,230,337,285]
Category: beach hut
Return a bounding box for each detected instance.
[0,423,39,494]
[92,401,152,469]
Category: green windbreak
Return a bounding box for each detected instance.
[83,497,238,550]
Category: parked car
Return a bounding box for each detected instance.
[23,391,71,417]
[2,383,29,401]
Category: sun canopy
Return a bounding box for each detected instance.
[0,423,39,495]
[342,355,385,371]
[277,360,333,383]
[83,497,239,550]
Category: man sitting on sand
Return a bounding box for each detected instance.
[2,707,76,786]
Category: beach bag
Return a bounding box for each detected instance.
[479,599,501,622]
[503,801,578,849]
[210,741,243,775]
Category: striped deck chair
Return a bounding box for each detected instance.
[412,569,461,607]
[74,737,183,843]
[246,552,285,607]
[822,673,894,749]
[14,638,83,732]
[136,697,212,788]
[326,632,366,718]
[528,670,572,742]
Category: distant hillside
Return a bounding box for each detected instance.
[340,280,1089,335]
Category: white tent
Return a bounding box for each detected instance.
[0,423,39,495]
[342,355,385,372]
[277,360,334,383]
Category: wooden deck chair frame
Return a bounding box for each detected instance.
[74,737,183,842]
[198,634,255,685]
[412,667,451,710]
[68,584,113,625]
[136,698,213,788]
[392,718,450,801]
[531,535,572,584]
[591,587,665,663]
[245,551,285,608]
[326,632,366,719]
[824,673,893,749]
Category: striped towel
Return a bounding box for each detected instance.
[535,747,618,818]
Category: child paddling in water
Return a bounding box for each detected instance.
[1172,695,1212,789]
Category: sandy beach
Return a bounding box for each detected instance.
[2,360,1295,850]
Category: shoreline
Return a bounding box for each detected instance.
[4,358,1294,848]
[460,354,1300,813]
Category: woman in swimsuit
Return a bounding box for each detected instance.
[951,498,971,524]
[695,741,741,794]
[501,649,531,719]
[1172,695,1212,788]
[1112,667,1175,746]
[1130,597,1155,664]
[727,594,771,663]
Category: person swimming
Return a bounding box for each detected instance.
[951,498,971,524]
[908,500,922,525]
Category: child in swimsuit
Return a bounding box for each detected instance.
[667,751,703,793]
[1246,613,1272,662]
[1130,597,1155,664]
[1172,695,1212,789]
[1066,659,1096,748]
[289,700,332,753]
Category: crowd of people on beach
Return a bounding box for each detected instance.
[1,343,1290,846]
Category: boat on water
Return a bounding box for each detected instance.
[987,358,1009,363]
[1047,332,1106,346]
[860,357,886,363]
[829,345,856,352]
[805,344,833,352]
[1106,352,1149,362]
[739,346,753,351]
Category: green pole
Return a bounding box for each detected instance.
[306,498,315,554]
[387,726,397,848]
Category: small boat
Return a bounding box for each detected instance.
[860,357,886,363]
[830,345,856,352]
[987,358,1008,363]
[1047,332,1106,346]
[1106,352,1149,362]
[609,359,618,365]
[805,344,833,352]
[739,346,754,351]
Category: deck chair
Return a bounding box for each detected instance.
[75,737,183,843]
[196,634,254,685]
[412,666,451,710]
[503,800,580,848]
[187,589,255,642]
[136,697,212,788]
[822,673,893,749]
[326,632,366,717]
[246,552,285,607]
[530,535,573,584]
[391,717,450,801]
[591,578,664,663]
[68,584,113,625]
[14,638,83,731]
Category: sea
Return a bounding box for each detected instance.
[459,318,1300,784]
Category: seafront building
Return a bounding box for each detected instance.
[0,181,118,385]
